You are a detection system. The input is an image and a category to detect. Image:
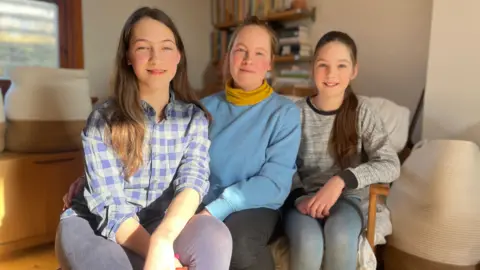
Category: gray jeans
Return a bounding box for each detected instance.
[55,215,232,270]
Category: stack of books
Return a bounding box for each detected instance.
[277,25,311,57]
[273,66,313,90]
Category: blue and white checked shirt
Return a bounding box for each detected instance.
[61,93,210,242]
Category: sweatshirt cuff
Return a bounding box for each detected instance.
[205,198,235,221]
[337,169,358,189]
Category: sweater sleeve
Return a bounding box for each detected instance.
[337,101,401,189]
[206,106,301,221]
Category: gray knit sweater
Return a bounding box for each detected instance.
[294,96,401,200]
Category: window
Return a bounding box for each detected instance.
[0,0,83,95]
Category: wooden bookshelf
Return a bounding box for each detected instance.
[214,8,316,30]
[276,86,316,97]
[275,55,311,63]
[207,1,316,94]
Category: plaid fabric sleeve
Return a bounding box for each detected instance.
[173,107,211,201]
[81,109,137,242]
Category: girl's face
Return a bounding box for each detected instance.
[128,17,181,91]
[313,41,358,98]
[229,25,272,91]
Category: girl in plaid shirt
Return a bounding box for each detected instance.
[56,7,232,270]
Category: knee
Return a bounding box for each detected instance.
[323,232,358,267]
[229,233,263,269]
[55,224,70,270]
[286,229,324,264]
[55,219,80,263]
[228,225,272,268]
[189,215,232,254]
[324,227,359,256]
[289,230,323,252]
[55,218,130,270]
[284,211,323,251]
[324,216,361,254]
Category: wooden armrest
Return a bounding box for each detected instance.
[369,183,390,196]
[366,183,391,252]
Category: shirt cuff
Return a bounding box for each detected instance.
[175,181,209,202]
[104,209,137,243]
[205,197,235,221]
[337,169,358,189]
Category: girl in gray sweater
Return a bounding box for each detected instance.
[284,31,400,270]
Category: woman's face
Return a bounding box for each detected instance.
[313,41,357,98]
[128,17,181,92]
[229,25,272,91]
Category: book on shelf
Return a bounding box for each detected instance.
[210,1,313,63]
[212,0,294,26]
[279,44,312,56]
[273,67,313,89]
[210,30,232,63]
[278,25,309,44]
[211,25,312,62]
[276,24,312,58]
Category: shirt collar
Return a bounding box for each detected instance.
[140,89,176,122]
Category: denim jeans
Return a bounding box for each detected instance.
[284,197,363,270]
[55,215,232,270]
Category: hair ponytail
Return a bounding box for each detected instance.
[330,85,358,169]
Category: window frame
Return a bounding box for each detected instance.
[0,0,84,96]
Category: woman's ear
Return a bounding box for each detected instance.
[351,63,359,80]
[126,52,132,65]
[267,55,274,71]
[175,51,181,65]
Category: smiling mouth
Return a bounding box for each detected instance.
[323,82,339,87]
[239,68,255,73]
[148,69,166,75]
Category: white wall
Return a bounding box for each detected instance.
[422,0,480,145]
[306,0,432,115]
[82,0,211,99]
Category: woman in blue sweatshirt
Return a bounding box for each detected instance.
[196,17,301,270]
[62,16,301,270]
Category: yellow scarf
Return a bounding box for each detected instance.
[225,79,273,106]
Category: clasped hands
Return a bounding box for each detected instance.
[296,176,345,219]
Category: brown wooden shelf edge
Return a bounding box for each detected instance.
[276,86,316,97]
[275,55,312,63]
[214,7,316,30]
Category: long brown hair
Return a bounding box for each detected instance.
[314,31,359,169]
[222,16,278,85]
[109,7,211,177]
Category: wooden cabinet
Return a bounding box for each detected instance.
[0,151,84,257]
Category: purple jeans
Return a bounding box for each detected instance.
[55,215,232,270]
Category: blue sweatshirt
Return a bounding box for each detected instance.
[201,91,301,221]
